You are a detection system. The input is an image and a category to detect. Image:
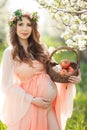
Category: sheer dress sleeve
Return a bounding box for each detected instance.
[0,47,33,125]
[55,83,76,130]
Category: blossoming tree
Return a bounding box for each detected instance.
[36,0,87,51]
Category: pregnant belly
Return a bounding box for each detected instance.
[19,73,57,102]
[45,78,57,102]
[35,74,57,102]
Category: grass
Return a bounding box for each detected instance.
[66,91,87,130]
[0,120,7,130]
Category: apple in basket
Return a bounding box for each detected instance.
[68,66,75,75]
[59,69,68,76]
[60,59,71,69]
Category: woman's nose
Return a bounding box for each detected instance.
[23,25,27,31]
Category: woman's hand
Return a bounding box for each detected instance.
[68,69,81,84]
[31,97,52,109]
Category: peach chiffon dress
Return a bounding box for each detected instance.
[0,47,76,130]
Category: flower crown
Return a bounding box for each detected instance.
[9,9,39,27]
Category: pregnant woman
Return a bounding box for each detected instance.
[0,9,81,130]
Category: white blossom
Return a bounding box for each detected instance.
[71,24,78,30]
[79,24,87,31]
[66,39,78,48]
[48,46,55,54]
[37,0,87,51]
[62,0,69,5]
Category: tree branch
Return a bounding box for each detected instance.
[53,8,87,14]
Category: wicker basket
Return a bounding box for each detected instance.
[46,46,80,83]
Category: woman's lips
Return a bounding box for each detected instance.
[21,33,29,36]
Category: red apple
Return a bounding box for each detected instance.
[68,66,75,75]
[60,59,71,69]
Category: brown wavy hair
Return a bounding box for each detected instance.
[9,15,49,67]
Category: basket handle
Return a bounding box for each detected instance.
[48,46,80,66]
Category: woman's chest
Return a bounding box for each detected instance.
[14,60,45,80]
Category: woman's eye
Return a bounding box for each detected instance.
[18,23,23,26]
[27,24,32,27]
[17,23,32,27]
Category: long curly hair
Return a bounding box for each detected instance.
[9,14,49,67]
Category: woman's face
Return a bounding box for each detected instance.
[16,17,32,40]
